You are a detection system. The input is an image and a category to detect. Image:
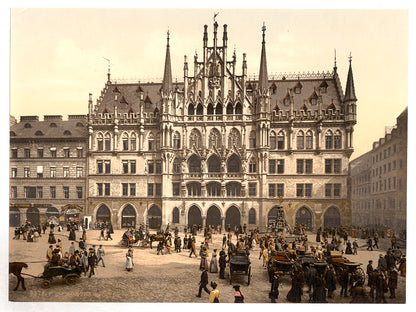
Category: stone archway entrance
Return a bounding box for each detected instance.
[26,207,40,226]
[324,206,341,229]
[267,206,287,230]
[148,205,162,229]
[225,205,241,230]
[46,207,60,220]
[295,206,313,230]
[121,204,136,228]
[96,205,111,223]
[188,205,202,227]
[206,205,221,227]
[10,207,20,227]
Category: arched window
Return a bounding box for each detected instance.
[188,103,195,115]
[130,133,137,151]
[173,132,181,149]
[172,207,180,224]
[24,123,32,128]
[227,154,241,173]
[297,130,304,149]
[226,103,233,115]
[235,102,242,115]
[305,130,313,149]
[188,155,201,173]
[334,130,342,149]
[248,208,256,224]
[104,133,111,150]
[63,130,71,135]
[270,131,276,149]
[35,130,44,136]
[196,103,203,115]
[249,130,256,148]
[228,128,241,148]
[209,129,221,149]
[207,154,221,172]
[148,132,155,151]
[155,133,161,151]
[207,103,214,115]
[325,130,333,149]
[215,103,223,115]
[249,158,257,173]
[122,133,129,151]
[189,129,202,148]
[97,133,103,151]
[277,131,285,150]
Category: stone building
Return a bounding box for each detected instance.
[350,107,407,232]
[9,115,88,226]
[86,21,357,231]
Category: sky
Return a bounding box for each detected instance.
[9,8,409,161]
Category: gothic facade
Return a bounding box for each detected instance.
[87,21,357,231]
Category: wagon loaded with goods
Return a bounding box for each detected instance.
[229,250,252,285]
[38,265,82,288]
[325,251,365,283]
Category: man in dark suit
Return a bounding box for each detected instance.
[196,267,210,297]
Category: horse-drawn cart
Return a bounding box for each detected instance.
[325,251,365,284]
[267,251,295,282]
[229,251,252,285]
[39,265,82,288]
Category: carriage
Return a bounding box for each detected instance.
[325,251,365,283]
[39,265,82,288]
[229,250,252,285]
[267,251,295,282]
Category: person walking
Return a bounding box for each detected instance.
[352,239,359,255]
[366,238,373,251]
[196,267,210,298]
[68,242,75,256]
[99,228,105,241]
[209,281,220,303]
[366,260,374,286]
[126,247,134,271]
[106,229,113,240]
[270,271,280,303]
[219,250,227,279]
[222,234,227,249]
[189,239,197,258]
[398,254,406,277]
[96,245,105,267]
[87,248,97,278]
[233,285,244,303]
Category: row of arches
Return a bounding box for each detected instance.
[9,207,80,227]
[188,102,243,116]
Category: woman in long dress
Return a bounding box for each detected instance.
[209,249,218,273]
[200,248,209,270]
[126,248,134,271]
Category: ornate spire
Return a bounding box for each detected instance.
[344,53,357,102]
[333,49,337,72]
[258,22,268,91]
[162,30,173,95]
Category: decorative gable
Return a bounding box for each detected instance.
[309,91,318,105]
[112,86,120,93]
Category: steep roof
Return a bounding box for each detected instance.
[344,60,357,102]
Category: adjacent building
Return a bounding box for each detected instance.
[9,115,88,227]
[350,107,407,233]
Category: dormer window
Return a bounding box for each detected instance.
[270,82,277,95]
[294,81,302,94]
[49,123,57,127]
[283,92,290,106]
[10,131,16,136]
[35,130,44,136]
[24,123,32,128]
[63,130,71,135]
[76,122,84,127]
[309,91,318,105]
[320,80,328,93]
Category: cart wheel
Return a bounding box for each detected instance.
[65,275,78,285]
[41,279,51,289]
[247,266,251,286]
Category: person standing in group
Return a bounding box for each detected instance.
[82,229,87,241]
[68,242,75,256]
[398,254,406,277]
[209,249,218,273]
[196,267,210,298]
[375,270,388,303]
[219,250,227,279]
[352,239,359,255]
[222,234,227,249]
[99,228,105,241]
[165,239,171,254]
[233,285,244,303]
[388,269,398,299]
[46,245,54,262]
[87,248,97,278]
[325,265,336,299]
[189,239,197,258]
[126,247,134,271]
[366,260,374,286]
[270,271,279,303]
[96,245,105,267]
[208,281,220,303]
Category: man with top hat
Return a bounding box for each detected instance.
[87,247,97,277]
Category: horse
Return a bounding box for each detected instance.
[148,232,170,249]
[9,262,28,291]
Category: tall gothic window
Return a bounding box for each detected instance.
[270,131,276,149]
[305,130,313,149]
[226,103,233,115]
[196,103,203,115]
[130,133,137,151]
[104,133,111,150]
[97,133,103,151]
[228,128,241,148]
[277,131,285,150]
[297,130,304,149]
[215,103,223,115]
[235,102,242,115]
[188,103,195,115]
[334,130,342,149]
[249,158,257,173]
[325,130,333,149]
[207,103,214,115]
[173,132,181,149]
[148,132,155,151]
[122,133,129,151]
[249,130,256,148]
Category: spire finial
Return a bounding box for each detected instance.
[103,57,110,82]
[348,52,352,63]
[262,22,266,43]
[213,12,219,22]
[167,28,170,47]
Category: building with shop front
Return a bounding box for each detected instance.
[9,115,88,227]
[350,108,407,233]
[86,21,357,231]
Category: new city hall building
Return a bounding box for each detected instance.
[10,22,357,231]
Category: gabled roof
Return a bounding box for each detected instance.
[319,80,329,88]
[344,61,357,102]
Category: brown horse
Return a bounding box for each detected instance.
[9,262,28,291]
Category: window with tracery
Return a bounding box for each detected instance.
[208,129,221,149]
[189,129,202,148]
[228,128,241,148]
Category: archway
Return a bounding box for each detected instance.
[248,208,256,225]
[172,207,180,224]
[227,154,241,172]
[267,206,286,228]
[121,204,136,228]
[26,207,40,226]
[10,207,20,227]
[46,207,60,223]
[206,205,221,227]
[295,206,313,230]
[225,206,241,230]
[96,204,111,223]
[148,205,162,229]
[324,206,341,229]
[188,205,202,227]
[207,154,221,172]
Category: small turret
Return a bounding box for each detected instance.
[344,54,357,123]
